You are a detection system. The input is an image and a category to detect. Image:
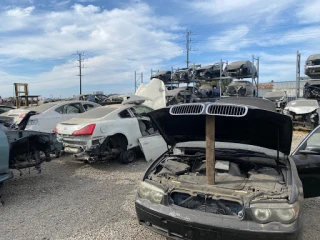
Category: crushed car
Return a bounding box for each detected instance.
[303,80,320,99]
[150,70,172,84]
[283,99,319,130]
[225,60,257,79]
[166,88,198,106]
[194,63,224,80]
[54,96,167,163]
[225,80,256,96]
[172,68,193,82]
[305,54,320,79]
[263,91,288,112]
[135,100,310,240]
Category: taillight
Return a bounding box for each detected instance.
[19,113,26,118]
[54,127,58,133]
[72,124,96,136]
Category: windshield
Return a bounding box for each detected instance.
[286,100,318,107]
[28,102,58,113]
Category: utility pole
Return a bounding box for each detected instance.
[186,30,190,68]
[77,52,84,95]
[296,51,301,98]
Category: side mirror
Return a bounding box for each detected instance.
[299,145,320,155]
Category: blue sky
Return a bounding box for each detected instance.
[0,0,320,98]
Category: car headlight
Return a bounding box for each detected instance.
[251,203,299,224]
[137,181,165,204]
[27,119,38,125]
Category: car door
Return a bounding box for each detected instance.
[129,105,168,162]
[291,126,320,198]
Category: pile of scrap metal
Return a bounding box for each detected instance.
[225,60,257,79]
[283,99,319,130]
[263,91,288,112]
[305,54,320,79]
[225,80,256,96]
[194,63,225,80]
[303,80,320,99]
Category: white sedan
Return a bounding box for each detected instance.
[4,101,100,133]
[54,98,167,164]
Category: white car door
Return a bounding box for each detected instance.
[129,105,168,161]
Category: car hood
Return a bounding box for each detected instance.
[285,106,318,114]
[148,103,292,155]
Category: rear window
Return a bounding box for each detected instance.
[76,106,118,119]
[28,102,58,113]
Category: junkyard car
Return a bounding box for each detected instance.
[263,91,288,112]
[0,105,15,115]
[3,101,100,133]
[172,68,193,82]
[291,125,320,198]
[135,101,306,240]
[225,60,257,79]
[283,99,319,130]
[55,97,167,163]
[0,128,62,191]
[303,80,320,99]
[305,54,320,79]
[194,63,224,80]
[0,130,13,193]
[225,80,256,96]
[151,70,172,84]
[166,88,198,106]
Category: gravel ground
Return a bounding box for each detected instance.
[0,131,319,240]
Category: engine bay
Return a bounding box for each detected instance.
[146,148,290,215]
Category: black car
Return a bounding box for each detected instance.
[291,125,320,198]
[135,100,318,240]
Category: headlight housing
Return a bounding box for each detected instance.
[251,203,300,224]
[137,181,165,204]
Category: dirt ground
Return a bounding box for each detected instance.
[0,131,319,240]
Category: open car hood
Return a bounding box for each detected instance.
[148,102,293,155]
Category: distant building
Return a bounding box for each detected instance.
[257,82,274,97]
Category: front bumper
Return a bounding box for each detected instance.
[135,199,302,240]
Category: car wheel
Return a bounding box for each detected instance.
[120,149,136,164]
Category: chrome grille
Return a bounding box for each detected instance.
[206,104,247,117]
[170,104,205,115]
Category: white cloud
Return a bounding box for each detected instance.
[185,0,298,24]
[0,2,183,97]
[205,25,250,51]
[296,0,320,23]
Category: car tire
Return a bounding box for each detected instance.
[120,149,136,164]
